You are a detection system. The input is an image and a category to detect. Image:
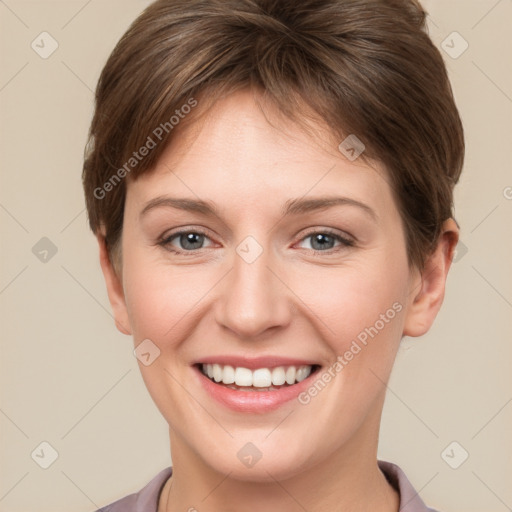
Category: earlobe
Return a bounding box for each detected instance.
[96,232,132,336]
[403,218,459,338]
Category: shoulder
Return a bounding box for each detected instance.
[378,460,441,512]
[92,466,173,512]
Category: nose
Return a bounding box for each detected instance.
[214,240,292,339]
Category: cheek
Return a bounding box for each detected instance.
[290,258,406,350]
[122,252,213,342]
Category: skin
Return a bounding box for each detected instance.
[97,88,459,512]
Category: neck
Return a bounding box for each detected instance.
[161,405,399,512]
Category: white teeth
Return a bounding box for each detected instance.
[252,368,272,387]
[285,366,296,385]
[201,363,313,387]
[234,367,253,386]
[271,366,286,386]
[296,366,310,382]
[221,365,235,384]
[213,364,223,382]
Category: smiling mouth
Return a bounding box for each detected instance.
[196,363,321,391]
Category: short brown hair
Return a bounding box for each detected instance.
[82,0,464,272]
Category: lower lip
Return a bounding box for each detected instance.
[193,365,319,413]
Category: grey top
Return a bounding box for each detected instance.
[95,460,440,512]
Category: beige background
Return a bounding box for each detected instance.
[1,1,511,511]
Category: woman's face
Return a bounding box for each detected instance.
[109,89,426,480]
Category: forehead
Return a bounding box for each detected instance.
[126,89,395,219]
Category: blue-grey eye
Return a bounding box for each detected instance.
[176,232,206,250]
[162,230,213,252]
[297,231,354,251]
[309,233,336,250]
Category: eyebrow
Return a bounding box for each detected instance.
[140,195,378,222]
[283,197,378,222]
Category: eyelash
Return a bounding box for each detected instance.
[157,228,355,256]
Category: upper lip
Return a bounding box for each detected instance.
[193,355,319,370]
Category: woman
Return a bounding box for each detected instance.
[82,0,464,510]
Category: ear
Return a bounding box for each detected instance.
[403,218,459,337]
[96,231,132,336]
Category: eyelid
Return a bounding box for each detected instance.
[293,227,355,251]
[158,227,216,254]
[159,226,211,242]
[297,226,354,242]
